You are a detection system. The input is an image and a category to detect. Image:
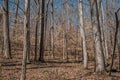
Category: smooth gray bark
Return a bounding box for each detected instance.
[79,0,88,68]
[90,0,105,72]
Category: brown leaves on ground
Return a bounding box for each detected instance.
[1,50,120,80]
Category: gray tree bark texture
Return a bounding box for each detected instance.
[98,0,108,65]
[90,0,105,72]
[78,0,88,68]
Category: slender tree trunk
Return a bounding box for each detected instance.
[20,0,30,80]
[66,2,70,31]
[13,0,19,39]
[66,2,69,61]
[78,0,88,68]
[34,1,40,61]
[117,40,120,70]
[101,0,108,65]
[109,10,120,76]
[3,0,11,59]
[12,0,20,52]
[62,0,67,61]
[62,0,65,60]
[44,0,50,53]
[39,0,45,62]
[27,0,30,63]
[89,0,96,71]
[50,0,54,58]
[117,22,120,69]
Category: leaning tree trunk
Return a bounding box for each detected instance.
[39,0,45,62]
[3,0,11,59]
[78,0,88,68]
[109,8,120,76]
[20,0,30,80]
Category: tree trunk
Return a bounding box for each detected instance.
[101,0,108,65]
[26,0,30,63]
[78,0,88,68]
[34,0,40,61]
[89,0,96,71]
[50,0,54,58]
[39,0,45,62]
[3,0,11,59]
[20,0,30,80]
[62,0,67,61]
[13,0,19,39]
[90,0,105,72]
[109,10,120,76]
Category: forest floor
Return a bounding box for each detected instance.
[0,46,120,80]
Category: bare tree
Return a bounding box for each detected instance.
[78,0,88,68]
[50,0,55,58]
[101,1,108,64]
[26,0,30,63]
[20,0,30,80]
[90,0,105,72]
[39,0,45,62]
[3,0,11,59]
[13,0,19,39]
[62,0,67,61]
[109,8,120,76]
[34,0,41,61]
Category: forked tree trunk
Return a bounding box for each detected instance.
[78,0,88,68]
[3,0,11,59]
[90,0,105,72]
